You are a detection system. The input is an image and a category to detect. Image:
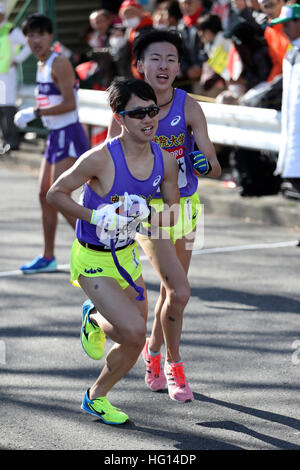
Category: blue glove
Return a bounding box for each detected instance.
[189,151,212,176]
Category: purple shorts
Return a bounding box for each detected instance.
[44,121,89,165]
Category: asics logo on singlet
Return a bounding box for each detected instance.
[171,115,181,126]
[153,175,161,187]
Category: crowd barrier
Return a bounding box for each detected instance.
[19,85,281,153]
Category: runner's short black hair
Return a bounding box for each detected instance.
[107,78,157,113]
[133,28,184,62]
[22,13,53,35]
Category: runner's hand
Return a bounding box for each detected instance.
[14,107,36,128]
[123,193,150,221]
[189,151,211,176]
[90,202,133,232]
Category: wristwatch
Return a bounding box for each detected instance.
[203,161,212,176]
[34,107,41,118]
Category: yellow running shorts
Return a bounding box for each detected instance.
[70,239,142,289]
[140,191,202,243]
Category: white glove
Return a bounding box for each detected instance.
[14,107,36,129]
[123,193,150,221]
[90,201,133,236]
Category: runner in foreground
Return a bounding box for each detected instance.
[47,78,179,424]
[107,29,221,403]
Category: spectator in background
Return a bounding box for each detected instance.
[218,14,279,197]
[119,0,153,35]
[152,0,182,29]
[271,4,300,197]
[220,19,272,102]
[195,13,231,97]
[88,9,114,48]
[118,0,153,78]
[245,0,268,26]
[258,0,290,82]
[177,0,208,91]
[152,2,170,28]
[227,0,265,33]
[75,10,116,90]
[211,0,231,28]
[167,0,184,26]
[75,9,120,147]
[97,0,124,18]
[0,2,31,154]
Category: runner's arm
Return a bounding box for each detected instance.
[151,150,180,227]
[46,149,105,222]
[185,95,221,179]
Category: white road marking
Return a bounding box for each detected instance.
[0,240,298,278]
[192,239,299,255]
[0,264,70,278]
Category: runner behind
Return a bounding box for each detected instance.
[108,29,221,402]
[14,13,89,274]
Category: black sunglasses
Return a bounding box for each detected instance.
[119,105,160,120]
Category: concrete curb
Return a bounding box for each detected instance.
[199,180,300,228]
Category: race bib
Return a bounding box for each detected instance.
[165,146,187,189]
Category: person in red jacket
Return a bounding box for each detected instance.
[118,0,153,78]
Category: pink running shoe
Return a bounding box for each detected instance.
[164,361,194,402]
[142,338,167,392]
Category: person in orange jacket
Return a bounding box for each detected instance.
[258,0,290,81]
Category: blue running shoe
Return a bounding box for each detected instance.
[20,255,57,274]
[81,300,106,360]
[81,389,129,424]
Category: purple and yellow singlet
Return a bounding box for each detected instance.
[75,137,164,248]
[153,88,197,198]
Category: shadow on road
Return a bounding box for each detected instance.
[145,281,300,315]
[194,392,300,450]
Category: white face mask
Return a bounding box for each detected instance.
[122,17,140,29]
[154,23,168,31]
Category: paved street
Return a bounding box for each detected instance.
[1,162,300,452]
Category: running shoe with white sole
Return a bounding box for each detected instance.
[164,361,194,402]
[81,300,105,360]
[20,255,57,274]
[142,338,166,391]
[81,389,129,424]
